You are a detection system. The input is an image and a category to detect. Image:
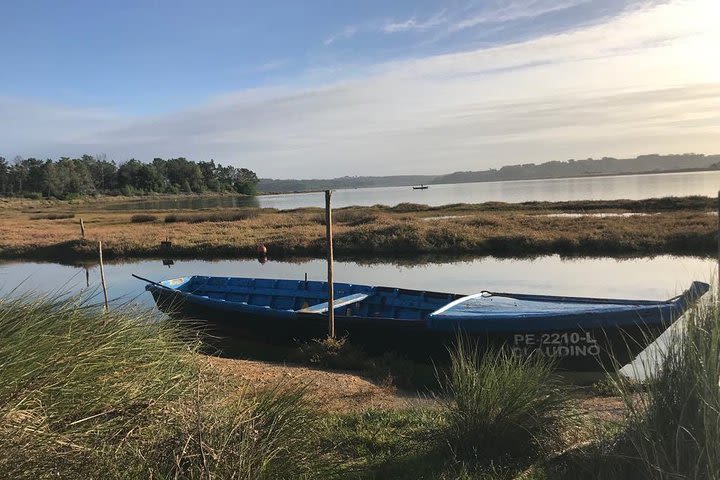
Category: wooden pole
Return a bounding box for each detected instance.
[717,190,719,294]
[98,241,109,312]
[325,190,335,338]
[80,218,85,239]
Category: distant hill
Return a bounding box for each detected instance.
[257,175,436,193]
[257,154,720,193]
[433,153,720,185]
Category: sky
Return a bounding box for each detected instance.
[1,0,719,178]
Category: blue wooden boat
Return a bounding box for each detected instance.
[138,274,709,371]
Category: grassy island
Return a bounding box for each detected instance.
[0,195,716,262]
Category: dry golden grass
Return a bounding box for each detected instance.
[0,196,715,261]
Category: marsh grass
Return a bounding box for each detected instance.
[164,208,260,223]
[1,197,716,262]
[439,339,572,464]
[0,295,336,479]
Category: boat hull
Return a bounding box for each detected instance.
[149,287,676,371]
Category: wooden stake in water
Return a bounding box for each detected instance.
[80,218,85,239]
[98,241,109,312]
[325,190,335,338]
[717,190,719,293]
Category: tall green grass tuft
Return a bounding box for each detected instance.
[612,299,720,480]
[440,339,572,464]
[0,294,336,479]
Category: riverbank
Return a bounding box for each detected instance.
[0,196,715,262]
[3,292,717,479]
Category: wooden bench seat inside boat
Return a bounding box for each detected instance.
[297,293,370,314]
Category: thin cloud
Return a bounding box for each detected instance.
[382,10,447,33]
[323,26,358,45]
[452,0,592,31]
[251,59,289,73]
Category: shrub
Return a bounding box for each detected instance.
[130,213,157,223]
[29,212,75,220]
[298,336,368,370]
[439,339,571,463]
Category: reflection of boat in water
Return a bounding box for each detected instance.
[138,274,709,372]
[412,184,429,190]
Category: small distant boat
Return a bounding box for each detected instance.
[413,184,429,190]
[137,274,709,371]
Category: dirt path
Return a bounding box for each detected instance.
[202,356,434,412]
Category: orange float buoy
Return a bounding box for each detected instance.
[257,244,267,255]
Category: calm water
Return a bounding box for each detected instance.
[1,255,713,308]
[104,171,720,211]
[1,255,714,376]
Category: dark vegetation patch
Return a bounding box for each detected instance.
[130,214,158,223]
[164,208,260,223]
[29,212,75,220]
[382,196,715,214]
[294,336,437,390]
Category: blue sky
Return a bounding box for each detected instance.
[1,0,719,177]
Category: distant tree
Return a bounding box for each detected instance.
[82,154,117,191]
[0,153,259,198]
[0,157,8,196]
[233,168,259,195]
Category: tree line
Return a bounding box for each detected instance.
[0,155,259,199]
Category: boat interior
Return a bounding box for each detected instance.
[168,276,460,320]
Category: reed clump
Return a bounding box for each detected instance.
[0,295,335,479]
[609,300,720,479]
[130,213,158,223]
[164,208,259,223]
[439,340,572,464]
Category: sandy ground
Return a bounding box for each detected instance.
[201,356,625,421]
[202,356,433,412]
